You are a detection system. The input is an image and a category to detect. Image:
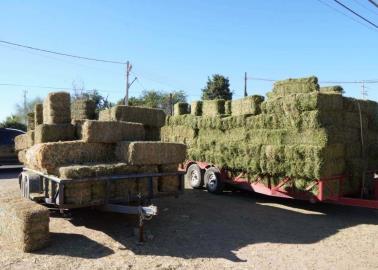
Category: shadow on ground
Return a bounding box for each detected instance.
[0,168,22,180]
[36,232,114,258]
[65,188,378,262]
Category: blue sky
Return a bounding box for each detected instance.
[0,0,377,121]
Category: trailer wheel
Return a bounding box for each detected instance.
[204,167,224,194]
[186,164,203,188]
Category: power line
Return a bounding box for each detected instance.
[369,0,378,8]
[315,0,377,31]
[333,0,378,28]
[0,39,127,65]
[0,82,121,94]
[351,0,378,16]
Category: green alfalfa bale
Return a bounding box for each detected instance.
[191,101,203,116]
[161,125,197,147]
[165,114,200,129]
[225,100,232,115]
[320,86,344,94]
[197,116,223,129]
[269,76,319,97]
[173,102,190,115]
[220,115,250,130]
[81,120,145,143]
[244,111,343,130]
[99,105,166,128]
[27,113,35,131]
[259,144,345,179]
[202,99,225,116]
[34,104,43,125]
[231,95,265,116]
[34,124,76,144]
[343,112,369,129]
[262,92,343,114]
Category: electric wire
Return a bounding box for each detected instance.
[333,0,378,28]
[315,0,377,31]
[0,39,126,65]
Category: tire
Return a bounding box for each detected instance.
[186,164,204,188]
[204,167,224,194]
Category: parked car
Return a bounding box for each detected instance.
[0,128,25,166]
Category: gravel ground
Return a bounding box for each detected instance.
[0,169,378,270]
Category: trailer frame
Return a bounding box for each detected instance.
[19,167,185,241]
[183,160,378,209]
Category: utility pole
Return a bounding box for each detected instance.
[125,61,132,105]
[23,90,28,124]
[361,81,368,100]
[244,72,248,97]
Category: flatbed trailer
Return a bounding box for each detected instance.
[19,168,185,241]
[183,161,378,209]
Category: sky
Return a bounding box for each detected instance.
[0,0,377,121]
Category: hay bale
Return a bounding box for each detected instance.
[71,119,86,140]
[81,120,145,143]
[231,95,264,116]
[174,102,190,115]
[14,131,34,151]
[25,141,116,174]
[43,92,71,124]
[144,126,161,141]
[57,163,159,205]
[320,86,343,94]
[161,125,197,147]
[262,92,343,114]
[34,104,43,125]
[269,76,319,97]
[71,99,96,120]
[202,99,225,116]
[18,149,27,163]
[27,113,35,131]
[158,164,181,192]
[191,101,203,116]
[225,100,232,115]
[34,124,75,144]
[116,141,186,165]
[0,195,49,252]
[99,105,166,128]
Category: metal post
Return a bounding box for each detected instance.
[244,72,248,97]
[125,61,131,105]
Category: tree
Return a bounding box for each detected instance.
[118,90,187,114]
[14,97,43,124]
[201,74,233,100]
[0,115,27,131]
[73,90,114,111]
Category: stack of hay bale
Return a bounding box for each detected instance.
[162,76,378,194]
[14,92,186,206]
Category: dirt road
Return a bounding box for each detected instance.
[0,170,377,270]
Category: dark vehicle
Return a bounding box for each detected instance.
[0,128,24,166]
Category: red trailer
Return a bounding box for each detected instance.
[183,160,378,209]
